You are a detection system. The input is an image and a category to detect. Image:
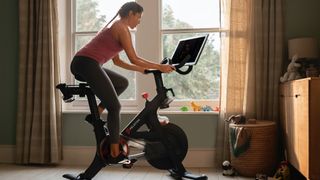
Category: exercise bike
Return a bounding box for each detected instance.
[56,58,208,180]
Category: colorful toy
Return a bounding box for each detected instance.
[213,106,220,112]
[191,101,201,111]
[180,106,189,111]
[190,102,214,112]
[201,105,213,112]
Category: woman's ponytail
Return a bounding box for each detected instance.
[104,2,143,28]
[105,11,119,28]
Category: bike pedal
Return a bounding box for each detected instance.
[62,174,84,180]
[122,159,137,169]
[121,159,131,164]
[107,158,131,166]
[129,159,137,164]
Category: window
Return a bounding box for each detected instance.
[59,0,221,112]
[161,0,221,109]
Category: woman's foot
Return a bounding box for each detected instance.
[108,152,129,164]
[108,143,129,164]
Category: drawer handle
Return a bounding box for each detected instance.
[295,94,300,98]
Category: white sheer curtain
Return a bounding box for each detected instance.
[215,0,284,167]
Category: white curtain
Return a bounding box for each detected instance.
[215,0,284,166]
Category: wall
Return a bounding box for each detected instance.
[0,0,19,145]
[283,0,320,71]
[285,0,320,41]
[62,113,217,148]
[1,0,320,149]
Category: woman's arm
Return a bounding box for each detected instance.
[112,55,145,73]
[112,22,174,73]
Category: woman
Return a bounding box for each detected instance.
[70,1,175,164]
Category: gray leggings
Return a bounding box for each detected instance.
[70,56,129,144]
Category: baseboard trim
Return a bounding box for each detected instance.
[0,145,15,163]
[0,145,215,167]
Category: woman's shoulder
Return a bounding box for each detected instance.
[111,21,129,33]
[110,21,130,40]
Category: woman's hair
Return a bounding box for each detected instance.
[106,1,143,27]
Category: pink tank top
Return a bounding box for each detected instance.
[75,28,123,64]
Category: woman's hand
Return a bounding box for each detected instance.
[159,64,175,73]
[138,67,146,74]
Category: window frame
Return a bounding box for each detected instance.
[58,0,221,113]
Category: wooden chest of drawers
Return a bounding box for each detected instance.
[279,78,320,180]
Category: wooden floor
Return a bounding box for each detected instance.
[0,163,253,180]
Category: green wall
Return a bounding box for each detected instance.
[0,0,19,145]
[62,113,217,148]
[285,0,320,41]
[1,0,320,148]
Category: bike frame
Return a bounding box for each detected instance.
[121,70,173,138]
[57,69,207,180]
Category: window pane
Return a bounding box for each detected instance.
[75,35,93,52]
[162,33,220,100]
[75,0,132,32]
[162,0,220,29]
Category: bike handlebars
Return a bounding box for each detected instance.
[144,57,193,75]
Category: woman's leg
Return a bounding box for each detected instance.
[71,56,125,159]
[97,68,129,115]
[97,68,129,158]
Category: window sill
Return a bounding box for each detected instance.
[158,110,219,115]
[62,101,219,115]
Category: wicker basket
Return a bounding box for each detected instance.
[229,120,277,177]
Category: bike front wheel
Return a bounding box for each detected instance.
[146,123,188,170]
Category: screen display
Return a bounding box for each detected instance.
[171,34,208,66]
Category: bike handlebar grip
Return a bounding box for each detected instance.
[144,69,153,74]
[175,66,193,75]
[144,69,161,74]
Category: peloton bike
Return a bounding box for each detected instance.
[56,34,209,180]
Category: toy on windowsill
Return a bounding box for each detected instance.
[191,101,202,111]
[180,106,189,112]
[201,105,213,112]
[213,106,220,112]
[190,102,213,112]
[190,102,214,112]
